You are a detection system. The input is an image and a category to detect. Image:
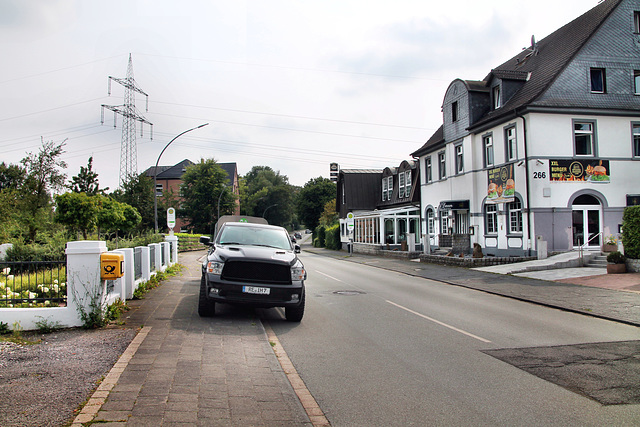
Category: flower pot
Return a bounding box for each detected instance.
[603,244,617,252]
[607,263,626,274]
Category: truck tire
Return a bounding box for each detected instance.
[198,275,215,317]
[285,290,305,322]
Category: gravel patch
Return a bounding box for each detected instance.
[0,327,137,427]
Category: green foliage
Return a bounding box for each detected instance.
[105,232,163,251]
[319,199,338,227]
[622,206,640,259]
[324,224,341,250]
[314,225,326,248]
[69,156,107,195]
[112,172,155,233]
[240,166,296,227]
[606,251,626,264]
[35,316,63,334]
[104,298,128,323]
[54,192,98,239]
[296,177,336,231]
[5,236,67,261]
[0,321,9,335]
[179,159,236,234]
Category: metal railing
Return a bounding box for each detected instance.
[0,260,67,307]
[134,247,142,280]
[578,231,602,266]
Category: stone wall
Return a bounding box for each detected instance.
[419,254,536,268]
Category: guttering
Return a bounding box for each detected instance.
[516,108,533,256]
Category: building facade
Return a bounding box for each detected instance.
[412,0,640,256]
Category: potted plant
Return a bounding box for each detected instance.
[606,251,626,274]
[603,235,618,252]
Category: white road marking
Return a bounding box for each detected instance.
[386,300,492,343]
[315,270,347,283]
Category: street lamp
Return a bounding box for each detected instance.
[154,123,209,233]
[263,203,278,219]
[217,184,227,225]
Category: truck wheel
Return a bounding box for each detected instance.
[285,291,305,322]
[198,275,215,317]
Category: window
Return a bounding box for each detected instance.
[451,101,458,122]
[455,144,464,174]
[485,204,498,234]
[634,70,640,95]
[398,171,405,198]
[440,211,450,235]
[405,170,412,197]
[633,123,640,157]
[493,85,501,109]
[505,126,517,161]
[438,152,446,180]
[574,120,596,156]
[426,208,434,235]
[483,134,494,167]
[590,68,606,93]
[634,11,640,34]
[508,199,523,234]
[425,157,432,183]
[386,176,393,200]
[382,177,388,201]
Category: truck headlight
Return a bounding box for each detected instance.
[290,265,305,281]
[207,261,224,275]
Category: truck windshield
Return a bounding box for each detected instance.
[218,226,291,250]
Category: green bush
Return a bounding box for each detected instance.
[606,251,626,264]
[324,224,341,250]
[622,206,640,259]
[315,225,326,248]
[5,239,66,262]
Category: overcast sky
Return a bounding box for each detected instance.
[0,0,600,191]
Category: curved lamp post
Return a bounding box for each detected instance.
[263,203,278,219]
[154,123,209,233]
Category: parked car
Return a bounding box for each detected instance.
[294,232,302,239]
[199,221,306,321]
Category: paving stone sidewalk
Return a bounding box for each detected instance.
[78,250,311,426]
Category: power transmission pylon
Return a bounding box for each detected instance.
[101,53,153,187]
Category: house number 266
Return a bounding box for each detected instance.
[532,171,546,179]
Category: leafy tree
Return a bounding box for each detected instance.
[319,199,338,227]
[112,172,155,232]
[54,192,98,239]
[240,166,295,227]
[69,157,107,195]
[179,159,236,234]
[96,196,142,245]
[296,177,336,230]
[0,162,25,191]
[19,138,68,242]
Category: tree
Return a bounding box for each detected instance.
[296,177,336,230]
[69,157,107,195]
[19,138,68,242]
[319,199,338,226]
[240,166,295,227]
[54,192,98,239]
[112,172,155,232]
[179,159,236,234]
[96,196,141,243]
[0,162,25,191]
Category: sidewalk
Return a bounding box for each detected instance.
[303,246,640,327]
[75,250,312,426]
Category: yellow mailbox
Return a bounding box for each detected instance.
[100,252,124,280]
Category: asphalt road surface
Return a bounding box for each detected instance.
[263,251,640,426]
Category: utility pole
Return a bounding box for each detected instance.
[101,54,153,187]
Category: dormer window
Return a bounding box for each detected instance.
[493,85,501,109]
[634,11,640,34]
[590,68,606,93]
[451,101,458,122]
[398,171,405,198]
[382,176,392,201]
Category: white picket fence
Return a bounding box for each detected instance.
[0,235,179,331]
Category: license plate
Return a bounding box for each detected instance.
[243,286,270,295]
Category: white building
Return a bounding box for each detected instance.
[412,0,640,257]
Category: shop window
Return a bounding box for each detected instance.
[485,204,498,234]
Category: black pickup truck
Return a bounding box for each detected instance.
[199,221,306,321]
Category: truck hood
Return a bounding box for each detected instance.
[212,245,297,265]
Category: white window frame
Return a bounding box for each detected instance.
[485,204,498,234]
[574,120,596,156]
[634,70,640,95]
[505,126,517,161]
[455,144,464,174]
[508,199,523,234]
[398,171,405,199]
[404,170,411,198]
[493,85,501,109]
[484,134,494,168]
[633,122,640,158]
[386,176,393,200]
[438,151,446,180]
[425,157,432,183]
[426,208,434,235]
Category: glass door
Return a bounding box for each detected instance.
[572,207,601,248]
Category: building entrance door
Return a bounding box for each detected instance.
[572,195,602,248]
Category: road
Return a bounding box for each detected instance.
[264,250,640,426]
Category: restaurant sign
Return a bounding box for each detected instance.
[486,163,515,204]
[549,159,610,183]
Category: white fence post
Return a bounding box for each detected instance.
[149,243,162,273]
[115,248,134,300]
[165,235,178,265]
[65,240,108,327]
[136,246,151,283]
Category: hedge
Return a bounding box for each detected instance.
[622,206,640,259]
